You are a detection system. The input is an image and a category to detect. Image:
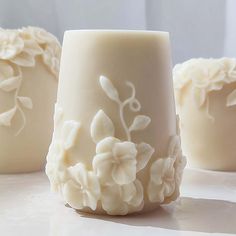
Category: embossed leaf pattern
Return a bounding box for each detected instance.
[0,77,20,92]
[0,27,61,136]
[193,87,206,107]
[99,75,120,102]
[226,89,236,107]
[129,115,151,132]
[136,143,154,172]
[61,120,81,150]
[23,39,43,55]
[0,107,16,126]
[18,96,33,109]
[90,110,115,143]
[10,51,35,67]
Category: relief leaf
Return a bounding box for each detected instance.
[129,115,151,132]
[61,120,81,150]
[18,96,33,109]
[226,89,236,107]
[90,110,115,143]
[10,51,35,67]
[99,75,120,102]
[23,39,43,55]
[0,77,20,92]
[136,143,154,172]
[193,87,206,107]
[0,107,16,126]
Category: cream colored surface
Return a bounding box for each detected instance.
[2,169,236,236]
[0,27,60,173]
[47,30,185,215]
[57,30,176,163]
[174,58,236,171]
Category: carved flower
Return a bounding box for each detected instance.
[46,141,67,192]
[63,163,100,211]
[148,135,186,203]
[46,119,80,191]
[0,29,24,60]
[93,137,137,185]
[148,157,175,203]
[101,179,143,215]
[173,58,236,107]
[42,42,61,76]
[20,26,58,45]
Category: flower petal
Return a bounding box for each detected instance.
[121,179,143,207]
[168,135,181,158]
[150,158,166,185]
[69,163,88,187]
[93,153,114,185]
[63,180,84,209]
[112,159,136,185]
[193,87,206,107]
[112,141,137,158]
[148,181,165,203]
[61,120,80,150]
[127,179,144,207]
[83,172,100,210]
[101,185,128,215]
[10,51,35,67]
[121,182,136,202]
[83,191,99,210]
[87,171,101,198]
[0,61,14,79]
[136,143,154,172]
[96,137,119,154]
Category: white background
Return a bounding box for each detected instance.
[0,0,235,64]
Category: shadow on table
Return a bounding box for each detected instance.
[80,197,236,234]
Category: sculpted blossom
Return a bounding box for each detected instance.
[43,42,61,76]
[173,58,236,108]
[21,26,58,45]
[148,157,175,203]
[46,119,80,191]
[93,137,137,185]
[101,179,143,215]
[0,29,24,59]
[63,163,101,211]
[148,135,186,203]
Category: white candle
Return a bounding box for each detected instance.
[0,27,61,173]
[174,58,236,171]
[46,30,186,215]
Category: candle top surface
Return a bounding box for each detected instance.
[64,29,169,39]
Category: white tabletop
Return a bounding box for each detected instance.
[0,168,236,236]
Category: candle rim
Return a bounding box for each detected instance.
[64,29,169,36]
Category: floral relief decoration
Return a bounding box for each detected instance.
[173,58,236,118]
[46,75,185,215]
[0,26,61,135]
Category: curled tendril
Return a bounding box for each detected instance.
[123,81,141,112]
[129,99,141,112]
